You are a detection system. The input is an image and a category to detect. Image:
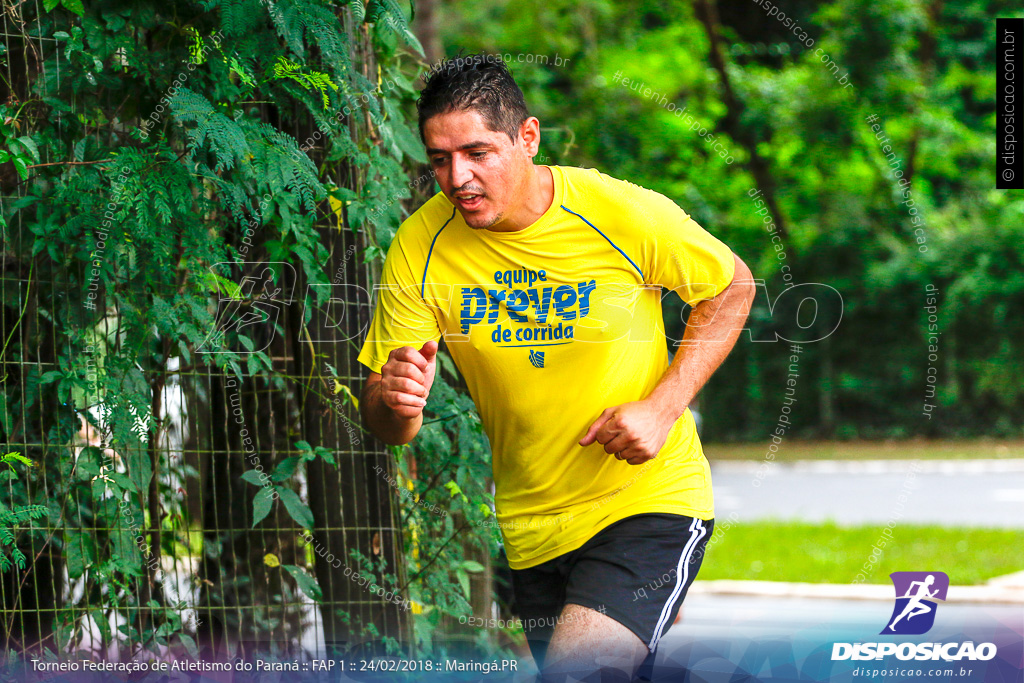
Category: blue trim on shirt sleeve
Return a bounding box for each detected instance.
[559,204,645,279]
[421,206,458,298]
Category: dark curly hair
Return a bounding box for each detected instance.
[417,52,530,143]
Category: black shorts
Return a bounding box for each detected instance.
[510,513,713,665]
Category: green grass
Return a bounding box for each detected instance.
[697,522,1024,585]
[705,439,1024,462]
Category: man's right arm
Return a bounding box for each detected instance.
[360,341,438,445]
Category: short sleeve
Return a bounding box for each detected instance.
[356,233,442,375]
[625,182,735,306]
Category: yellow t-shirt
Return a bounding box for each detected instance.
[357,165,736,569]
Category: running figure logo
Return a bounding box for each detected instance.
[881,571,949,635]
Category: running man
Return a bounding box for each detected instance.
[888,575,939,631]
[358,53,754,681]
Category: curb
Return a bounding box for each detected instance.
[689,580,1024,605]
[709,458,1024,474]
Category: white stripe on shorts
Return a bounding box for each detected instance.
[647,517,707,652]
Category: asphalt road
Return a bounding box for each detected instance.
[710,459,1024,528]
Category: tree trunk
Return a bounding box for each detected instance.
[412,0,444,66]
[693,0,789,240]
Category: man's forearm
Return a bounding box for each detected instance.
[361,380,423,446]
[645,256,755,422]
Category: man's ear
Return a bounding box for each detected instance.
[518,116,541,157]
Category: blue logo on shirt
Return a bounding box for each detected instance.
[529,350,545,368]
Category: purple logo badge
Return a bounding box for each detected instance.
[881,571,949,635]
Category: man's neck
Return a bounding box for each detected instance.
[489,164,554,233]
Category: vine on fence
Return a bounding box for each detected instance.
[0,0,502,663]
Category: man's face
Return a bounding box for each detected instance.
[423,108,532,230]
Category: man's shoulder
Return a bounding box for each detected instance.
[390,192,458,257]
[557,164,611,195]
[557,165,662,206]
[556,165,677,228]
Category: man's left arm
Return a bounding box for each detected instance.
[579,252,755,464]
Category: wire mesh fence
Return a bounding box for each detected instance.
[0,3,410,663]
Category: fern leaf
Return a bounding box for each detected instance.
[366,0,424,56]
[348,0,366,23]
[170,88,250,171]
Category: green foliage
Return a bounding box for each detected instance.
[1,451,35,473]
[2,0,431,658]
[0,138,37,183]
[241,439,334,528]
[43,0,83,16]
[272,57,339,110]
[282,563,323,602]
[0,501,48,572]
[367,0,426,57]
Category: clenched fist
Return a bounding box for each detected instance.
[380,340,438,419]
[578,399,676,465]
